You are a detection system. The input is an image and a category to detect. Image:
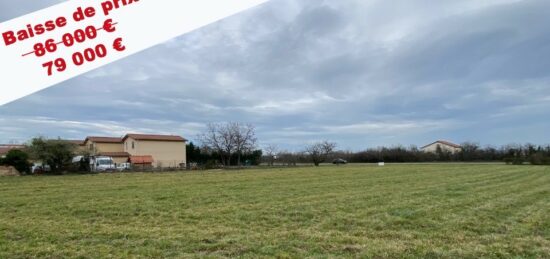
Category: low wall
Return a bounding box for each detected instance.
[0,166,20,176]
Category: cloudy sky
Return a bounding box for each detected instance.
[1,0,549,150]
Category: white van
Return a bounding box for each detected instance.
[90,156,116,172]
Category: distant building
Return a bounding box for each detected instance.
[81,134,187,168]
[123,134,187,168]
[83,136,129,164]
[0,144,26,158]
[421,140,462,154]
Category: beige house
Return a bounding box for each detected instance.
[83,136,130,164]
[122,134,187,168]
[421,140,462,154]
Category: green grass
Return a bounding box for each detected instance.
[1,165,549,258]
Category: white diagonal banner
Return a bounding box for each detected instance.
[0,0,267,105]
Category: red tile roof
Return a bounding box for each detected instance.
[129,155,154,164]
[98,152,131,158]
[123,134,187,142]
[85,137,123,143]
[421,140,461,149]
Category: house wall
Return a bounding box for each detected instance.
[422,143,461,154]
[84,141,124,155]
[124,137,186,168]
[75,145,87,153]
[112,157,128,164]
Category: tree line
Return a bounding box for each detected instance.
[2,122,549,175]
[259,142,550,166]
[189,124,340,168]
[186,122,263,168]
[0,137,77,174]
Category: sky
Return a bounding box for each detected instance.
[1,0,549,151]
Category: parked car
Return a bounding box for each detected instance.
[31,163,51,174]
[116,163,131,172]
[332,158,348,165]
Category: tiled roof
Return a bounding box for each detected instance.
[123,134,187,142]
[85,136,123,143]
[129,155,154,164]
[98,152,131,158]
[422,140,461,149]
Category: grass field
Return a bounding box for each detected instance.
[1,165,549,258]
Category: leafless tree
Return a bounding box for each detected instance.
[199,122,257,166]
[199,123,231,166]
[264,144,279,166]
[230,122,257,166]
[305,141,337,166]
[277,150,298,166]
[219,123,236,166]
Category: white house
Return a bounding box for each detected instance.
[421,140,462,154]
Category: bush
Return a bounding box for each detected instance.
[27,137,76,174]
[529,153,550,165]
[512,156,525,165]
[203,160,221,170]
[2,150,31,174]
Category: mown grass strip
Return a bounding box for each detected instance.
[0,165,548,258]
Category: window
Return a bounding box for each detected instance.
[89,144,93,150]
[132,141,135,149]
[98,159,113,165]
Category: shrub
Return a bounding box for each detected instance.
[2,150,31,174]
[512,156,525,165]
[529,153,550,165]
[27,137,77,174]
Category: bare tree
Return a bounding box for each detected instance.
[219,123,235,166]
[199,123,232,166]
[277,150,297,166]
[199,122,257,166]
[264,144,279,166]
[305,141,337,166]
[230,122,257,166]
